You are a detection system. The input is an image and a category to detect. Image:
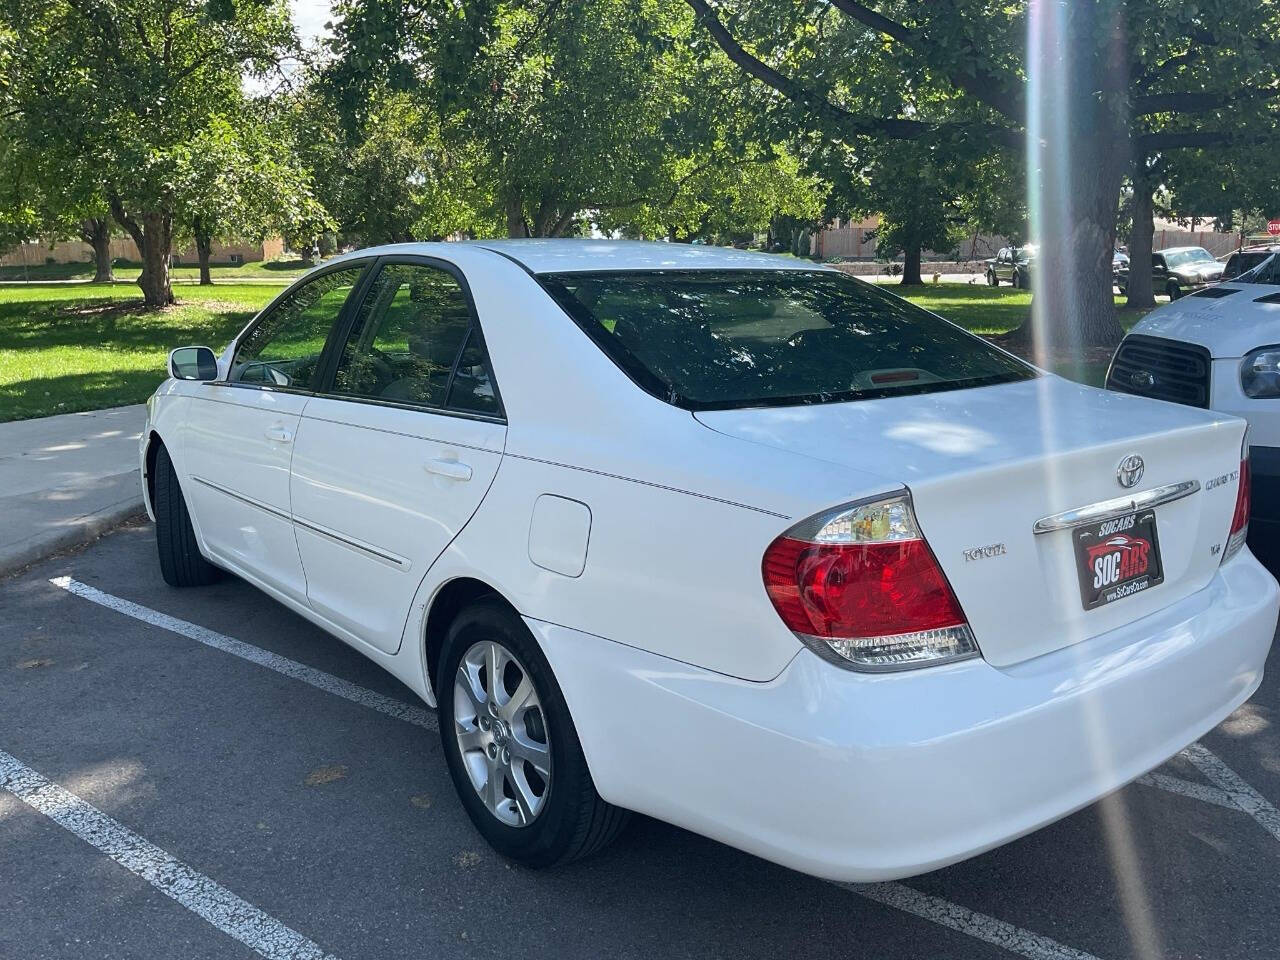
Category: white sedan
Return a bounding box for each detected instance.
[142,240,1277,881]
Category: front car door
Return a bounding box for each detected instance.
[289,257,506,654]
[1152,253,1168,288]
[996,249,1011,281]
[183,262,369,602]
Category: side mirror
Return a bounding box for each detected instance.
[169,346,218,381]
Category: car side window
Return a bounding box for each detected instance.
[1153,255,1165,270]
[230,267,365,388]
[332,262,500,415]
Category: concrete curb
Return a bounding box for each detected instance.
[0,494,145,578]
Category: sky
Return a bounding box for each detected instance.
[291,0,335,44]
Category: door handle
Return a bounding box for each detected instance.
[426,458,472,481]
[264,426,294,443]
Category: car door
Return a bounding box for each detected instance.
[289,257,506,654]
[996,249,1011,281]
[1152,253,1168,287]
[183,262,369,602]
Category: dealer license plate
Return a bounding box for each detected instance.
[1073,509,1164,610]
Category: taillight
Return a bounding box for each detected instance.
[1222,451,1251,564]
[762,493,979,671]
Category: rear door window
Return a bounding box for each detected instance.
[331,262,502,415]
[539,269,1034,410]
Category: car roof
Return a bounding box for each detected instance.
[466,238,823,274]
[1159,246,1210,254]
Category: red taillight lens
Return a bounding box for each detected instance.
[1223,456,1251,564]
[762,494,978,671]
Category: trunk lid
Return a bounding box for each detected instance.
[696,376,1246,667]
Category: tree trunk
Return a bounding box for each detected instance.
[1007,2,1126,355]
[107,193,174,308]
[80,218,114,283]
[194,217,213,286]
[505,198,529,238]
[1127,164,1156,308]
[900,245,924,285]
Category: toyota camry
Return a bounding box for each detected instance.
[141,240,1278,881]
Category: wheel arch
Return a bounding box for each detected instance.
[143,430,165,519]
[422,576,519,699]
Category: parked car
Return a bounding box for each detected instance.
[985,244,1035,288]
[1107,251,1280,554]
[1222,244,1280,280]
[145,240,1276,882]
[1116,246,1225,299]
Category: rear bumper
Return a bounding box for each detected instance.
[530,553,1278,881]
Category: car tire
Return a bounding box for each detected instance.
[1166,280,1181,300]
[153,443,220,588]
[1014,269,1026,290]
[437,600,630,868]
[987,270,998,286]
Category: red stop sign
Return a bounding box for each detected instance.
[1268,219,1280,236]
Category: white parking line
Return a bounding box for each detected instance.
[1135,772,1239,810]
[1180,741,1280,843]
[50,577,437,731]
[853,883,1102,960]
[52,576,1107,958]
[0,748,341,960]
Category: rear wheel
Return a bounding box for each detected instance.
[153,444,220,587]
[437,601,629,867]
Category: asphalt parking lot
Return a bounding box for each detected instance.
[3,520,1279,960]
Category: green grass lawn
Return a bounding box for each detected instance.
[0,280,1152,423]
[0,258,314,283]
[0,282,281,422]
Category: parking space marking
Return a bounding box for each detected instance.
[50,577,437,731]
[52,576,1115,960]
[1180,741,1280,843]
[1135,772,1239,810]
[0,748,341,960]
[853,883,1102,960]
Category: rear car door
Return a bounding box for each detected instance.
[183,263,369,602]
[290,256,506,654]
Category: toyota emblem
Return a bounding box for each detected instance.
[1117,454,1145,489]
[1130,369,1156,389]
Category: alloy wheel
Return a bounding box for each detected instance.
[453,639,552,827]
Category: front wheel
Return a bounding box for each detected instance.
[987,270,998,286]
[437,601,629,867]
[1166,280,1181,300]
[153,444,220,587]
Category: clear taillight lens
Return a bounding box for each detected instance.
[762,494,979,672]
[1222,452,1251,565]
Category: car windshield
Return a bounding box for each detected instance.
[1163,248,1215,268]
[538,269,1035,410]
[1237,253,1280,285]
[1014,245,1036,262]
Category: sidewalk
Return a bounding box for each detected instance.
[0,404,147,575]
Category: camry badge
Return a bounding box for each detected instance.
[1130,369,1156,389]
[1117,454,1145,489]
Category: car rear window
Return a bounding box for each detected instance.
[538,269,1035,410]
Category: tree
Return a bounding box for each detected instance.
[0,0,296,306]
[321,0,810,240]
[177,109,332,283]
[683,0,1280,350]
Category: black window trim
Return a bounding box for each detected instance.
[534,267,1036,412]
[312,254,506,424]
[215,257,377,397]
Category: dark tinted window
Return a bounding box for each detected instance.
[539,270,1034,410]
[231,267,364,388]
[332,262,501,414]
[446,327,501,415]
[1226,251,1277,281]
[1237,253,1280,286]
